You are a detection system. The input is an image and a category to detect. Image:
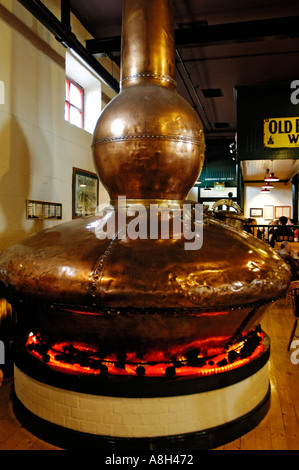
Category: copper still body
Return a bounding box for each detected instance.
[0,0,291,367]
[92,0,205,201]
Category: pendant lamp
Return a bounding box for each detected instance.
[264,168,279,182]
[262,181,274,189]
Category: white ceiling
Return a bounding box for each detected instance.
[241,159,299,182]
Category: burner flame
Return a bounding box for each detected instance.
[26,328,265,378]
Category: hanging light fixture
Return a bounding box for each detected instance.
[264,168,279,182]
[261,181,274,190]
[264,172,279,182]
[260,187,270,193]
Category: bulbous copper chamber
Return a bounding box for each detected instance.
[92,0,205,200]
[92,84,205,200]
[0,0,291,364]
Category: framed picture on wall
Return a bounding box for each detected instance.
[72,167,99,218]
[263,205,274,220]
[275,206,291,219]
[26,200,62,220]
[250,208,263,218]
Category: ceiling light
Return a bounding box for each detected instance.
[264,172,279,182]
[264,168,279,182]
[261,181,274,189]
[261,187,270,193]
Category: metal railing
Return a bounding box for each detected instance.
[243,224,299,246]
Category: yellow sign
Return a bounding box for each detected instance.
[264,117,299,148]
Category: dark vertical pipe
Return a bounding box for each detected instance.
[175,49,212,132]
[292,173,298,223]
[236,162,244,211]
[61,0,71,31]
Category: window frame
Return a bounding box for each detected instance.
[65,77,84,129]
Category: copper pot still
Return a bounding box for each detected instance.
[0,0,290,366]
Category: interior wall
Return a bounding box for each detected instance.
[244,182,292,224]
[0,0,115,252]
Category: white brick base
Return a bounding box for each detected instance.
[14,364,269,438]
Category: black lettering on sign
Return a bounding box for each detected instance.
[288,134,299,144]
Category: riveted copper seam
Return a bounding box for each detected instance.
[121,73,177,87]
[92,134,206,147]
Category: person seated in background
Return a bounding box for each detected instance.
[268,219,278,233]
[244,218,263,238]
[244,218,256,235]
[270,216,294,247]
[278,241,299,280]
[263,219,277,242]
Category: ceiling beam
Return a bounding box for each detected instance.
[17,0,119,92]
[86,15,299,56]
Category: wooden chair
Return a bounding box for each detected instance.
[287,280,299,350]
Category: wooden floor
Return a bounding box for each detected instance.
[0,296,299,450]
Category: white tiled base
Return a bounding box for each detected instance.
[14,364,269,438]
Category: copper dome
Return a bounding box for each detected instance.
[0,0,291,363]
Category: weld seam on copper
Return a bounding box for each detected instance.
[121,73,177,86]
[89,230,123,307]
[92,134,205,147]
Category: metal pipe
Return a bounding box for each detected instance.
[292,173,298,223]
[17,0,119,93]
[176,49,212,131]
[175,63,208,132]
[61,0,71,31]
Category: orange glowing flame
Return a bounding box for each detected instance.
[26,330,265,378]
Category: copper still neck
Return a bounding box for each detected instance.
[92,0,205,201]
[121,0,176,89]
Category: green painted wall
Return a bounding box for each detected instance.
[236,81,299,161]
[199,139,237,187]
